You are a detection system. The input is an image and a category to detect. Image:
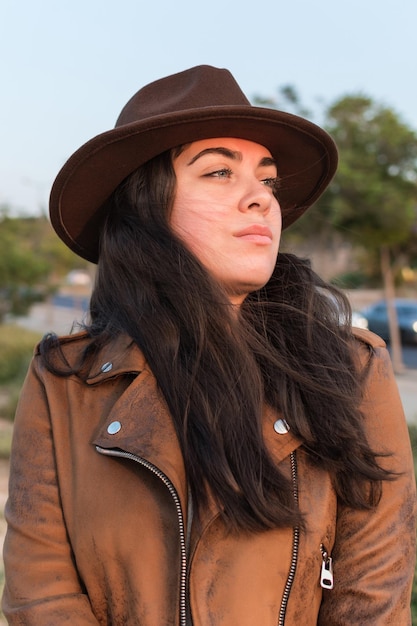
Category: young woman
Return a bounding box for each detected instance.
[2,65,416,625]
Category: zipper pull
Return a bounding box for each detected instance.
[320,544,334,590]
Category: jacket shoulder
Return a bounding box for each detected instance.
[351,327,386,349]
[33,330,145,382]
[33,330,91,358]
[350,327,388,375]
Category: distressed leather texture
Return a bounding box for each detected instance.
[2,329,416,625]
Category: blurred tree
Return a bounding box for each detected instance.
[0,210,48,320]
[253,84,313,120]
[0,208,89,321]
[323,96,417,371]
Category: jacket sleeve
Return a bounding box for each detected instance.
[318,334,416,625]
[2,357,100,625]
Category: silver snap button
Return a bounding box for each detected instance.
[107,421,121,435]
[101,362,113,373]
[273,418,290,435]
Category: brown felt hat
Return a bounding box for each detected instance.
[50,65,338,263]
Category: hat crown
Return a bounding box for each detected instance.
[116,65,251,127]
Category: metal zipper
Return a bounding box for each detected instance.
[95,445,188,626]
[320,544,334,590]
[278,450,300,626]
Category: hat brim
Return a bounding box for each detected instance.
[50,105,338,263]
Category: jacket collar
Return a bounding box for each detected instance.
[84,333,146,384]
[81,332,302,514]
[52,332,187,504]
[83,331,303,450]
[91,366,188,512]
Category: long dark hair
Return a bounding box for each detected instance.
[41,149,391,532]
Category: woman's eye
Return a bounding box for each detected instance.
[262,177,280,190]
[204,168,233,179]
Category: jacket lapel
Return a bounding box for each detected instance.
[87,334,302,527]
[88,337,188,516]
[262,404,303,464]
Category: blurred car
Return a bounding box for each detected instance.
[361,299,417,344]
[352,310,369,330]
[65,269,92,287]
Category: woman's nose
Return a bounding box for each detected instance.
[238,179,274,214]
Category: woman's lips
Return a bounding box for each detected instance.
[234,224,273,244]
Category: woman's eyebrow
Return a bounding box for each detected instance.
[187,149,277,171]
[259,156,277,169]
[187,147,241,166]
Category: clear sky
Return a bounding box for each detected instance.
[1,0,416,215]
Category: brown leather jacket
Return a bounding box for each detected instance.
[2,328,416,625]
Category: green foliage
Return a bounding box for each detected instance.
[276,91,417,286]
[0,212,49,319]
[253,84,313,121]
[0,425,13,460]
[0,325,41,422]
[324,95,417,250]
[329,270,369,289]
[0,208,90,321]
[0,325,41,384]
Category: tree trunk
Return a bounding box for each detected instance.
[380,245,404,373]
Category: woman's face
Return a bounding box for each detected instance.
[171,138,282,305]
